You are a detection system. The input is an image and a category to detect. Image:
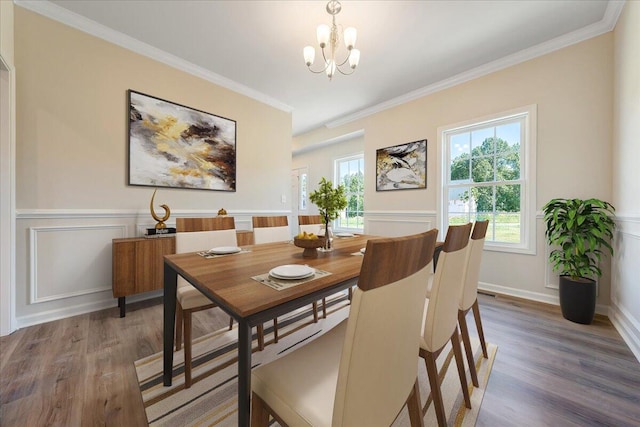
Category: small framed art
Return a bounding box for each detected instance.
[376,139,427,191]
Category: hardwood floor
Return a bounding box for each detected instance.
[1,294,638,426]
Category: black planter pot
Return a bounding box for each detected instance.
[559,275,597,324]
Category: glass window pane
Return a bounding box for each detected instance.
[471,128,494,153]
[495,122,521,153]
[493,212,521,243]
[496,153,520,181]
[448,187,470,224]
[471,157,495,183]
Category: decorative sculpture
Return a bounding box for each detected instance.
[150,189,171,229]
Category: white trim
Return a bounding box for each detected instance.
[17,208,292,220]
[29,225,126,304]
[365,210,437,218]
[438,104,537,255]
[609,300,640,363]
[326,1,626,129]
[0,55,17,336]
[293,130,364,155]
[14,0,292,114]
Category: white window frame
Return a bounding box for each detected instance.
[437,105,537,254]
[334,153,365,232]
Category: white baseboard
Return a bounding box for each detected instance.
[608,301,640,363]
[479,281,610,316]
[15,290,162,330]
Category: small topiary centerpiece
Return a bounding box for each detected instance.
[309,177,348,251]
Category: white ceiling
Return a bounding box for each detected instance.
[23,0,621,136]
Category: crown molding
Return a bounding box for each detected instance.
[326,0,626,130]
[14,0,293,114]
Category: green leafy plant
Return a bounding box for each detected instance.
[542,198,615,280]
[309,177,348,229]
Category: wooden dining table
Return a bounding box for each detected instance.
[162,234,373,427]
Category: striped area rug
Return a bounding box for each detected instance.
[135,296,497,426]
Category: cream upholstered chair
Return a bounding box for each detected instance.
[458,220,489,387]
[298,214,339,316]
[253,216,312,346]
[419,223,473,426]
[175,217,264,388]
[252,216,291,244]
[251,229,438,427]
[298,214,324,235]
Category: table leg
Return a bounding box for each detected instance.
[163,262,178,386]
[118,297,125,318]
[237,319,252,427]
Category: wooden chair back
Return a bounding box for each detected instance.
[176,216,235,232]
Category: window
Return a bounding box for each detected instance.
[334,154,364,231]
[299,172,308,211]
[439,105,536,253]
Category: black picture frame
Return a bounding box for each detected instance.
[128,90,237,191]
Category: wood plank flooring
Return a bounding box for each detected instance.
[1,294,638,426]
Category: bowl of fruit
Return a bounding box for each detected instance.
[293,232,326,258]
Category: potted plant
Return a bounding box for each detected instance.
[309,177,348,251]
[542,198,615,324]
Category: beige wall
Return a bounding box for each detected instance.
[612,0,640,360]
[13,7,292,326]
[16,7,291,212]
[295,34,615,309]
[0,0,14,64]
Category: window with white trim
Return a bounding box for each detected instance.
[440,105,536,253]
[334,154,364,231]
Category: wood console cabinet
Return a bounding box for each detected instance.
[112,236,175,317]
[112,230,253,317]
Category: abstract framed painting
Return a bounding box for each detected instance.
[376,139,427,191]
[128,90,236,191]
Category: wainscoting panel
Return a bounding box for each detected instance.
[610,215,640,362]
[29,225,126,304]
[364,210,436,237]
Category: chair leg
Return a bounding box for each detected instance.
[422,349,446,426]
[184,309,193,388]
[472,299,488,358]
[273,318,278,343]
[251,392,271,427]
[322,297,327,318]
[406,379,425,427]
[257,324,265,351]
[348,287,352,302]
[175,303,183,351]
[458,310,479,387]
[228,316,233,330]
[312,301,319,323]
[451,327,471,409]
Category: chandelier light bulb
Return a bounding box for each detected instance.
[317,24,330,48]
[343,27,357,50]
[349,49,360,69]
[304,46,316,66]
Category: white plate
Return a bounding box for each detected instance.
[336,232,355,237]
[208,246,242,255]
[269,264,315,280]
[360,247,366,254]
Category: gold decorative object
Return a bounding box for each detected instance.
[217,208,228,216]
[150,189,171,229]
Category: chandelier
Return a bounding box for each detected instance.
[303,0,360,80]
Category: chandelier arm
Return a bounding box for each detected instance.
[335,66,356,76]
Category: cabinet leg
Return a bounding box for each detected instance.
[119,297,126,318]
